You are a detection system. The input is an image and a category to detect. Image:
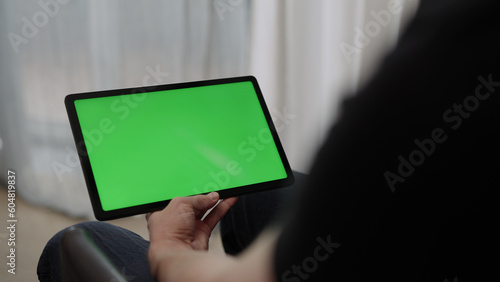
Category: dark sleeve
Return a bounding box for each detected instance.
[274,0,500,281]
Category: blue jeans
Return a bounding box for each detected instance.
[37,171,305,281]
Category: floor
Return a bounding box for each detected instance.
[0,187,224,282]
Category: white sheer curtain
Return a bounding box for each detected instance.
[249,0,419,172]
[0,0,419,218]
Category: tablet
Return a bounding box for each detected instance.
[65,76,294,220]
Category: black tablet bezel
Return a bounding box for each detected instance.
[65,76,294,220]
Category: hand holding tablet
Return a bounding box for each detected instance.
[65,76,294,220]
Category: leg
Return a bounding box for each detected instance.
[37,221,154,282]
[220,171,307,255]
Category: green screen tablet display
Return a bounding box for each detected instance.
[66,76,293,220]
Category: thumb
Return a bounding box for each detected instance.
[191,192,220,217]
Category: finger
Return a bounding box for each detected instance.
[191,192,220,218]
[203,196,238,230]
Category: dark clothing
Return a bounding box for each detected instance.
[220,171,307,255]
[274,0,500,281]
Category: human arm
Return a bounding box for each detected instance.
[147,192,277,282]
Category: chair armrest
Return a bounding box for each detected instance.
[60,226,127,282]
